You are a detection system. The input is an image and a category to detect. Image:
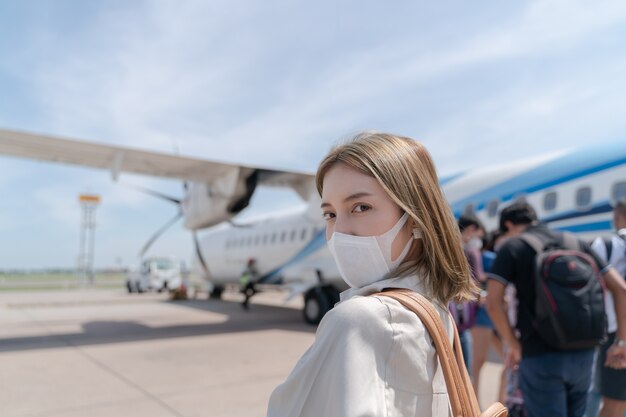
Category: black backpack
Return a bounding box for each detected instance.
[520,231,607,350]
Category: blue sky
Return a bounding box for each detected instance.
[1,0,626,269]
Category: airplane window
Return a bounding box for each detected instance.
[247,236,253,246]
[575,187,592,210]
[290,230,297,242]
[301,228,307,240]
[281,231,286,243]
[487,200,499,218]
[612,182,626,204]
[271,233,277,244]
[255,235,260,246]
[263,234,268,244]
[543,192,557,211]
[240,238,245,247]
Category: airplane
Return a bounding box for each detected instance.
[1,128,625,325]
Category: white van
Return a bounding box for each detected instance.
[126,257,183,293]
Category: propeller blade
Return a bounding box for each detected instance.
[193,231,211,277]
[120,181,182,205]
[139,211,183,257]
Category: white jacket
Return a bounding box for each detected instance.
[267,275,455,417]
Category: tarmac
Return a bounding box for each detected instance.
[0,289,504,417]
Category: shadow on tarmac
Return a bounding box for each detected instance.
[0,298,315,353]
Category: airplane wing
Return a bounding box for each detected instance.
[0,128,315,196]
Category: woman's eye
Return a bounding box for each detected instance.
[353,204,371,213]
[322,212,335,221]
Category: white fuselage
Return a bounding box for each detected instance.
[445,147,626,241]
[195,143,626,293]
[1,128,623,319]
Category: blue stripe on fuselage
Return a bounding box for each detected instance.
[553,220,613,233]
[541,201,613,224]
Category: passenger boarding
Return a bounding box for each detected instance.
[1,128,625,323]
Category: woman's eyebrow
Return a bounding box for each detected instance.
[320,192,374,209]
[343,192,373,202]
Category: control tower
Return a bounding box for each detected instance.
[77,194,100,286]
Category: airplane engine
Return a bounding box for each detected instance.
[181,167,258,230]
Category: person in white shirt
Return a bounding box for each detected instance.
[266,132,479,417]
[588,199,626,417]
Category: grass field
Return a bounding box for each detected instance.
[0,272,127,291]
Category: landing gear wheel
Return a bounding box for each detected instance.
[126,281,134,293]
[304,287,332,325]
[210,285,224,299]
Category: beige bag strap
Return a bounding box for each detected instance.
[374,289,507,417]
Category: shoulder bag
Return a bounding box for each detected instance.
[373,288,508,417]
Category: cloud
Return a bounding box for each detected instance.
[2,0,626,267]
[15,0,626,168]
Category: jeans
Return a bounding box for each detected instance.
[519,350,594,417]
[459,329,472,375]
[586,347,602,417]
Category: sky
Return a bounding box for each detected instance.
[1,0,626,270]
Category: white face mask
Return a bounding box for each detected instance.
[327,213,417,288]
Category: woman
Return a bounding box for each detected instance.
[267,132,478,417]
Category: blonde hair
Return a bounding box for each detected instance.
[316,131,478,303]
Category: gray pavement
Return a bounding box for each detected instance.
[0,289,503,417]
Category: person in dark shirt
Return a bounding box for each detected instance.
[486,201,626,417]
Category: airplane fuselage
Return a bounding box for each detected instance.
[197,141,626,318]
[2,128,625,324]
